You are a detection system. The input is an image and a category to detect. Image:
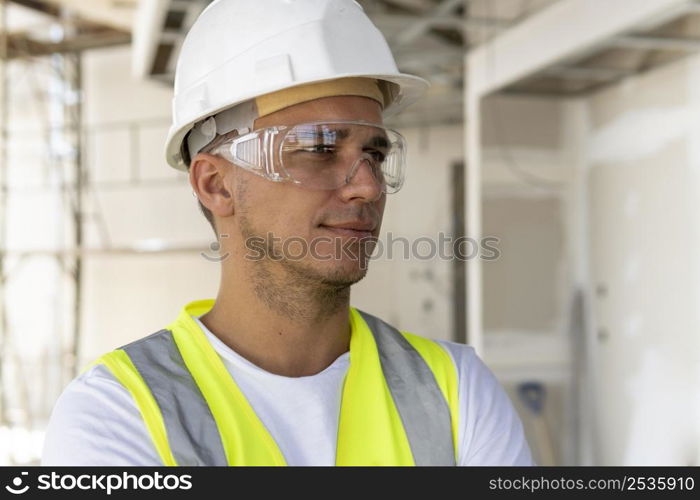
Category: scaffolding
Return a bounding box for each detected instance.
[0,1,135,464]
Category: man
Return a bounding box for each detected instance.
[42,0,533,466]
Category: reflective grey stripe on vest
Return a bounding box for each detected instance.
[121,330,228,466]
[356,310,456,466]
[121,315,455,466]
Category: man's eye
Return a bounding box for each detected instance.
[366,149,387,163]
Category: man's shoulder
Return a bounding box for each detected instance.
[63,362,129,400]
[431,339,497,384]
[432,339,478,364]
[43,363,160,465]
[44,364,133,443]
[82,328,175,373]
[116,327,174,351]
[398,331,478,368]
[355,307,479,373]
[402,336,501,396]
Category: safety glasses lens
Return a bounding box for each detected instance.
[279,123,404,192]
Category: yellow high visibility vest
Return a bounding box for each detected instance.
[90,300,460,466]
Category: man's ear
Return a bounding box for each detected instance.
[189,153,234,217]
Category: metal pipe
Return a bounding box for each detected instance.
[0,0,9,429]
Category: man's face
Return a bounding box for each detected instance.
[226,95,387,288]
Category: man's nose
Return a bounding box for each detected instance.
[339,154,384,202]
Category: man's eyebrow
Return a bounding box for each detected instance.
[297,128,349,140]
[325,128,350,140]
[327,127,390,148]
[367,135,390,149]
[306,127,389,148]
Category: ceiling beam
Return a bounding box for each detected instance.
[39,0,136,31]
[392,0,465,47]
[6,29,131,59]
[376,0,433,14]
[373,13,509,33]
[543,64,635,81]
[610,34,700,52]
[7,0,60,17]
[395,45,463,67]
[2,0,134,59]
[680,1,700,12]
[467,0,693,96]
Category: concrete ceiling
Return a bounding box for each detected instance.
[2,0,563,125]
[495,0,700,97]
[7,1,700,123]
[358,0,563,125]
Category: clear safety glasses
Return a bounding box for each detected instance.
[209,121,407,194]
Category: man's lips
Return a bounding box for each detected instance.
[319,224,375,238]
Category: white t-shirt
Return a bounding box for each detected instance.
[42,317,533,466]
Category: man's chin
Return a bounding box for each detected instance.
[320,270,367,288]
[287,259,370,288]
[319,260,369,287]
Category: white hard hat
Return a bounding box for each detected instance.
[165,0,429,171]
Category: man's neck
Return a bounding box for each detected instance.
[199,264,352,378]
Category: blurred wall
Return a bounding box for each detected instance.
[587,55,700,465]
[80,45,217,361]
[474,54,700,465]
[478,94,581,466]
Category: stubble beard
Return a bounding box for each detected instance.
[237,211,370,322]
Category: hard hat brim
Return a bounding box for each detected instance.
[165,72,430,172]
